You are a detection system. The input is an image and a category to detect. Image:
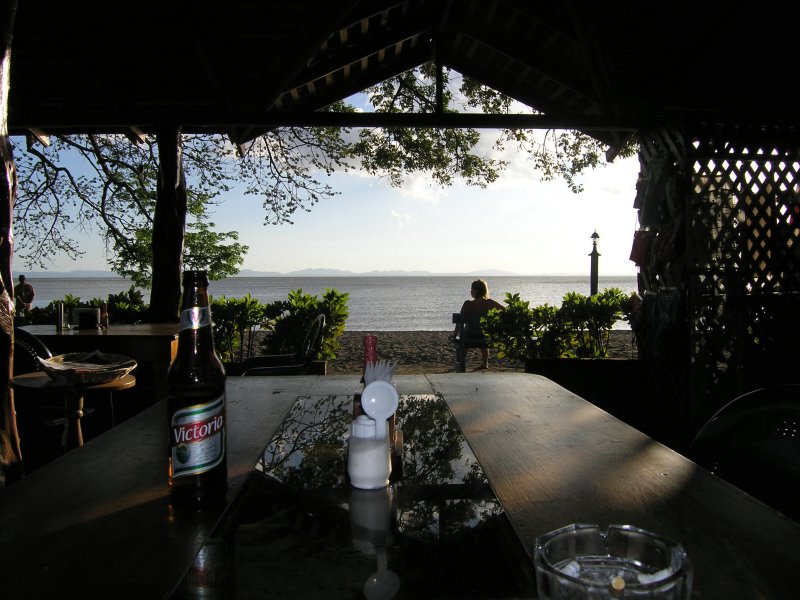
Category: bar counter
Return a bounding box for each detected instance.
[1,374,798,599]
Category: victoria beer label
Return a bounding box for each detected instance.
[168,271,228,506]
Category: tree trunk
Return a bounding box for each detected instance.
[149,127,187,322]
[1,0,23,485]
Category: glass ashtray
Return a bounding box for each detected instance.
[534,524,692,599]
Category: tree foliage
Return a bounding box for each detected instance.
[355,66,634,193]
[11,64,636,283]
[12,133,250,283]
[353,65,506,187]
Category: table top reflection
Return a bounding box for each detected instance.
[178,394,534,599]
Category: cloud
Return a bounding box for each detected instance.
[396,172,448,203]
[332,168,449,205]
[390,210,413,229]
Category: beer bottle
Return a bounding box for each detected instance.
[168,270,228,506]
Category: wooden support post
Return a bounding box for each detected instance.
[1,0,23,484]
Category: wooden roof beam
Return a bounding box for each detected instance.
[233,1,361,144]
[124,126,146,145]
[26,127,50,148]
[9,111,641,136]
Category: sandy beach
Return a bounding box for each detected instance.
[326,329,638,375]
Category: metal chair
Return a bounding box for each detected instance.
[13,327,68,472]
[14,326,52,374]
[451,312,490,372]
[12,327,124,470]
[241,314,325,376]
[689,384,800,521]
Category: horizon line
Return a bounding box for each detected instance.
[21,269,638,278]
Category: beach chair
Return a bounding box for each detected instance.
[241,314,325,376]
[451,312,490,373]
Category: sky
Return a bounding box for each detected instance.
[15,92,642,278]
[210,145,640,276]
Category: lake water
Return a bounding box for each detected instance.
[24,275,637,331]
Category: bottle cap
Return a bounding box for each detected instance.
[182,270,209,287]
[352,415,377,438]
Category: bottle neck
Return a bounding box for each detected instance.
[177,286,216,351]
[180,282,210,310]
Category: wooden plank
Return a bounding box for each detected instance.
[11,372,795,599]
[0,376,315,599]
[428,372,800,600]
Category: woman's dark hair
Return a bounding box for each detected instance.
[471,279,489,299]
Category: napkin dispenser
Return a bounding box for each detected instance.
[72,307,101,329]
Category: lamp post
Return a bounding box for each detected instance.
[589,231,600,296]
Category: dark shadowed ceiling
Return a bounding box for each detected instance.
[7,1,799,154]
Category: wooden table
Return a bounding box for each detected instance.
[19,323,178,402]
[10,371,136,449]
[0,373,798,599]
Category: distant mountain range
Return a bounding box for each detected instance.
[19,270,120,278]
[22,268,530,278]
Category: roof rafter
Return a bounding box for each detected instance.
[232,1,361,144]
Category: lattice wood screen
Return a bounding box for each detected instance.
[636,126,800,430]
[688,133,800,423]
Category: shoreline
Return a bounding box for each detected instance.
[327,330,638,375]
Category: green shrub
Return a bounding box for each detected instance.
[261,288,349,361]
[104,286,148,323]
[211,294,272,364]
[25,285,350,364]
[317,288,349,360]
[27,287,148,325]
[28,293,91,325]
[483,294,534,363]
[484,288,632,363]
[559,288,629,357]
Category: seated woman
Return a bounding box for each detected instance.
[457,279,504,369]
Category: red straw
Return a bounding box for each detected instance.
[363,334,377,365]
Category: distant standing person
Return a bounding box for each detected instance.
[457,279,504,369]
[14,275,35,316]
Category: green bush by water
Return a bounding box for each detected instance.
[483,288,635,364]
[25,286,350,365]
